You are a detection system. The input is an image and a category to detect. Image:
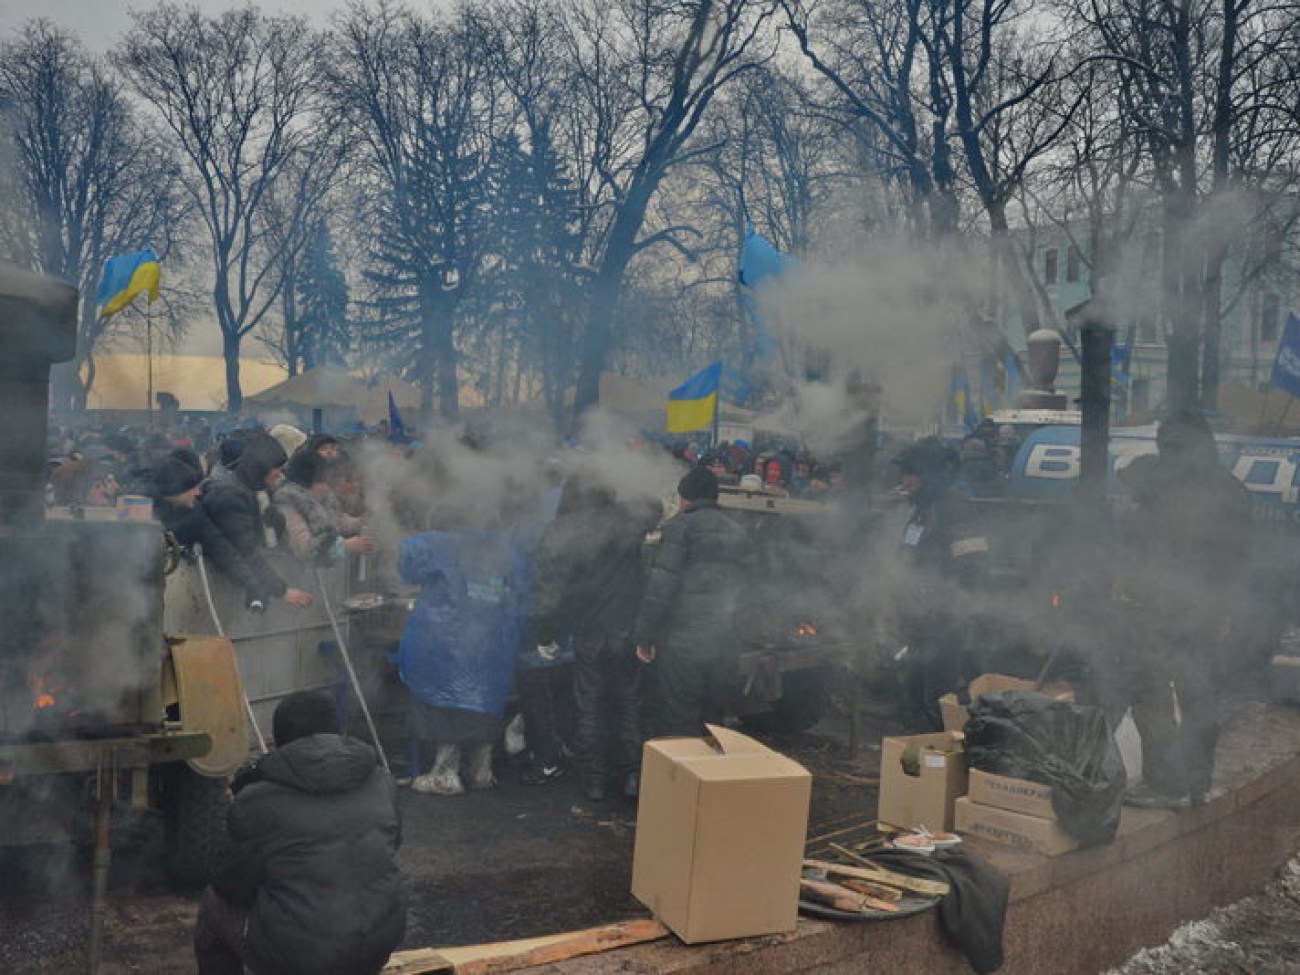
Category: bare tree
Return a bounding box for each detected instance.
[0,21,183,413]
[561,0,778,418]
[114,3,328,414]
[330,0,500,422]
[1069,0,1300,409]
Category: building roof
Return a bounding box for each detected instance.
[86,354,287,411]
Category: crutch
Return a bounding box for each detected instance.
[315,567,391,771]
[196,548,269,754]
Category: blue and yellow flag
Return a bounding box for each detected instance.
[666,362,722,434]
[97,248,161,318]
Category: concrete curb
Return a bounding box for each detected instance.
[528,705,1300,974]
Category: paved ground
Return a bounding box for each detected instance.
[4,693,1299,975]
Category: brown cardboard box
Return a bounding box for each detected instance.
[954,797,1079,856]
[967,768,1057,820]
[631,725,812,944]
[939,673,1075,733]
[877,731,967,832]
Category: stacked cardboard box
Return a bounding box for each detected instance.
[954,769,1079,856]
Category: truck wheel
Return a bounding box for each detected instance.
[742,666,831,734]
[161,763,231,888]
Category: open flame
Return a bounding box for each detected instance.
[1050,593,1063,610]
[796,621,819,637]
[31,672,60,710]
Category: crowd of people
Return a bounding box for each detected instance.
[40,405,1273,972]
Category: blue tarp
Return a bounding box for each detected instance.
[396,530,526,717]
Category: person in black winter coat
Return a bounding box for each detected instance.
[200,434,313,609]
[145,451,271,609]
[193,691,406,975]
[1116,411,1253,808]
[893,436,991,730]
[529,475,662,800]
[632,466,747,737]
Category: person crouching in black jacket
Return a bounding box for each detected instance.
[193,691,406,975]
[200,434,313,609]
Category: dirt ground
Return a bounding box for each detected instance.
[0,698,894,975]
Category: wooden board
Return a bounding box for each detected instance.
[382,919,670,974]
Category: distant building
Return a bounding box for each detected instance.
[997,201,1300,422]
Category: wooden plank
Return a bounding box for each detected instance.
[382,920,670,975]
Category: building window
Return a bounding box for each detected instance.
[1044,248,1058,284]
[1261,293,1281,344]
[1066,246,1081,283]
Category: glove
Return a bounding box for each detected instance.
[261,506,286,533]
[536,642,560,663]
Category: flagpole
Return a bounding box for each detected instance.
[711,396,720,449]
[146,298,154,424]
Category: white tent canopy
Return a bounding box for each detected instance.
[245,366,422,425]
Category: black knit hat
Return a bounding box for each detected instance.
[677,465,719,502]
[273,691,337,746]
[148,455,203,500]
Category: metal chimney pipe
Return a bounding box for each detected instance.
[0,266,79,530]
[1078,318,1114,510]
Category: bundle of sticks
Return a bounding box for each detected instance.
[799,847,949,916]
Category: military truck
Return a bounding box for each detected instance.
[0,266,248,908]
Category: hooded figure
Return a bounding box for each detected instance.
[194,691,406,975]
[201,435,313,608]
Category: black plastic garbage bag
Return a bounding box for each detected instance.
[963,690,1125,847]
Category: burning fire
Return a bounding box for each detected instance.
[1050,593,1063,610]
[796,621,819,637]
[31,672,60,710]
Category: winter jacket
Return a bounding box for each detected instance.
[397,530,526,717]
[214,733,406,975]
[200,436,289,599]
[530,496,661,648]
[631,500,748,655]
[157,499,267,604]
[275,480,347,565]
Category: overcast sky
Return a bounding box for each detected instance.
[0,1,355,49]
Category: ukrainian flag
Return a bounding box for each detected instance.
[666,362,722,434]
[97,248,161,318]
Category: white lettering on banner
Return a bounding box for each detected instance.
[1278,346,1300,378]
[1232,456,1300,505]
[1024,444,1079,480]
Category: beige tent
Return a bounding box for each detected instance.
[86,354,287,411]
[245,366,423,425]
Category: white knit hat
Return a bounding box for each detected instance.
[268,423,307,457]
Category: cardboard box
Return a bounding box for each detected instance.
[954,797,1079,856]
[939,673,1075,733]
[967,768,1057,820]
[631,725,812,944]
[877,731,967,833]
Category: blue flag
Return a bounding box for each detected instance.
[1271,314,1300,398]
[388,390,408,443]
[951,366,979,431]
[737,226,794,374]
